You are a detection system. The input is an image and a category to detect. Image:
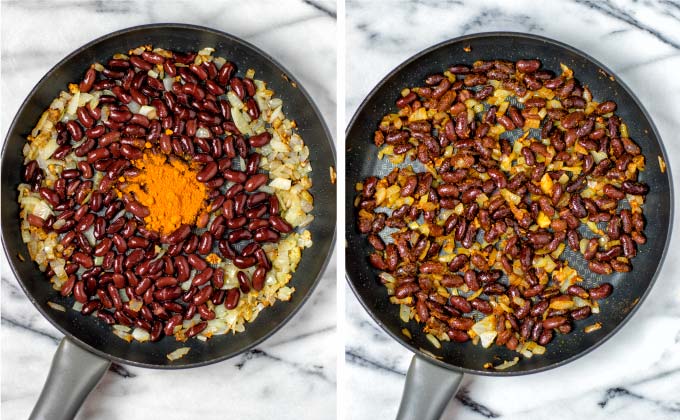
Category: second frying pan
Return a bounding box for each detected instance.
[1,24,336,419]
[345,32,672,419]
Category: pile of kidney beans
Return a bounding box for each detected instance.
[23,47,295,341]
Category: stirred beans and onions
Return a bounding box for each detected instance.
[356,59,648,359]
[19,46,314,346]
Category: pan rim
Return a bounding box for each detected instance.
[2,22,336,369]
[345,30,674,376]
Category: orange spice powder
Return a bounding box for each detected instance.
[121,151,207,234]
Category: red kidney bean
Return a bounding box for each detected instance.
[189,284,212,306]
[163,314,182,336]
[588,261,613,275]
[570,306,591,320]
[448,317,475,330]
[195,161,218,182]
[244,173,268,192]
[234,271,250,293]
[183,321,207,339]
[187,254,207,271]
[542,316,567,330]
[448,295,472,313]
[248,132,271,148]
[191,267,213,288]
[164,224,191,245]
[248,267,265,291]
[269,215,293,234]
[516,59,540,73]
[79,67,97,92]
[225,288,240,309]
[154,286,182,302]
[234,254,257,269]
[589,283,613,300]
[196,232,213,255]
[223,169,247,184]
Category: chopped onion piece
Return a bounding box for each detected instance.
[494,357,519,370]
[138,105,157,119]
[399,304,410,323]
[132,328,150,342]
[167,347,191,361]
[127,101,141,114]
[47,302,66,312]
[163,77,174,92]
[585,322,602,333]
[269,178,292,190]
[426,333,442,349]
[195,127,211,138]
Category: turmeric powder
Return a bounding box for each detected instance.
[121,151,207,234]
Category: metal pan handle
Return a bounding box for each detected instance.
[396,354,464,420]
[30,337,111,420]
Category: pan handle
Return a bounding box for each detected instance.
[30,337,111,420]
[396,354,464,420]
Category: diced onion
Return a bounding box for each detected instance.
[47,302,66,312]
[163,77,174,92]
[195,127,211,138]
[494,357,519,370]
[167,347,191,361]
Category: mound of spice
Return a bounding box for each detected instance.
[121,151,207,235]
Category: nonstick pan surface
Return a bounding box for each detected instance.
[2,23,336,369]
[345,32,672,376]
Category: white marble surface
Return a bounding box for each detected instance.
[1,1,337,419]
[346,1,680,419]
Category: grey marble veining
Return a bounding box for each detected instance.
[346,0,680,419]
[1,1,337,419]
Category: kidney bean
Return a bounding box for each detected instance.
[610,259,630,272]
[448,317,475,331]
[542,316,567,330]
[77,67,97,92]
[244,173,268,192]
[182,321,206,339]
[619,234,636,258]
[621,181,649,195]
[71,252,94,269]
[189,265,214,287]
[515,59,540,73]
[537,329,553,346]
[218,287,239,311]
[448,295,472,313]
[254,228,279,243]
[465,298,490,315]
[394,282,419,299]
[245,267,264,291]
[587,283,613,300]
[164,224,191,245]
[588,261,613,275]
[247,132,272,148]
[229,253,255,269]
[461,270,479,291]
[154,285,182,302]
[159,313,182,336]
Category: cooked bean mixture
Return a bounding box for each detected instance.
[355,59,649,358]
[19,46,314,345]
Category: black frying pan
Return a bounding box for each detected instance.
[1,23,335,419]
[345,32,672,419]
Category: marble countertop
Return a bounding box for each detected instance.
[346,1,680,419]
[0,1,337,419]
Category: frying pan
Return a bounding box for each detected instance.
[345,32,672,419]
[1,23,336,419]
